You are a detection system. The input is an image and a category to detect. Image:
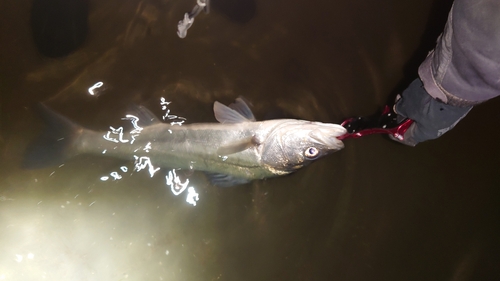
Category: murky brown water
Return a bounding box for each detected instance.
[1,0,499,280]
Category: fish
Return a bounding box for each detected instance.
[23,98,346,186]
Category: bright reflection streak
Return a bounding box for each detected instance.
[177,0,209,38]
[160,97,171,107]
[103,126,129,143]
[103,132,118,143]
[110,172,122,180]
[122,115,143,134]
[166,170,189,195]
[134,156,160,177]
[160,97,173,121]
[103,115,143,144]
[160,97,186,126]
[143,142,152,153]
[97,99,199,206]
[100,171,123,181]
[130,135,137,144]
[186,187,199,206]
[165,170,200,206]
[170,119,186,126]
[88,81,103,96]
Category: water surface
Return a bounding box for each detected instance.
[0,0,499,280]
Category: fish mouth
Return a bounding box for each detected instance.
[309,123,347,150]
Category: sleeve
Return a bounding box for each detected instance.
[418,0,500,106]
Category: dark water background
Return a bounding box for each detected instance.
[1,0,500,280]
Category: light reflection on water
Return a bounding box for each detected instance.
[87,81,104,96]
[1,0,500,280]
[98,97,199,207]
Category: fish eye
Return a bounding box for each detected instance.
[304,147,320,160]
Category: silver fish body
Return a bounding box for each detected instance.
[25,98,346,186]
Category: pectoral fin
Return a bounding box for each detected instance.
[217,136,258,155]
[205,172,250,187]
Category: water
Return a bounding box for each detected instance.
[1,0,499,280]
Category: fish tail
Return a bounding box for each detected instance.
[23,103,82,169]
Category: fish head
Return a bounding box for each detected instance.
[260,121,346,175]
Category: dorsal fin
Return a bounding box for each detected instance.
[213,98,256,123]
[228,97,256,121]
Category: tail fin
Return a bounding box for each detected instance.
[23,103,82,169]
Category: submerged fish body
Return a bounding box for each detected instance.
[25,98,346,186]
